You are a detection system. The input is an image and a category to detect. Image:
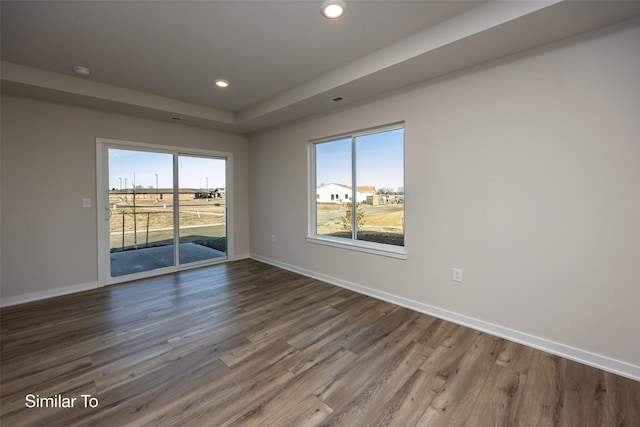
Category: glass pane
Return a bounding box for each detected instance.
[315,138,352,239]
[354,128,404,246]
[178,155,227,265]
[108,148,175,276]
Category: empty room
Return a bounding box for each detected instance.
[1,1,639,425]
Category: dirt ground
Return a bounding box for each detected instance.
[109,198,403,247]
[109,196,225,233]
[316,202,404,244]
[316,202,403,227]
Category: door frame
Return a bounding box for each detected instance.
[96,138,234,286]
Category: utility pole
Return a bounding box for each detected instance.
[132,172,137,249]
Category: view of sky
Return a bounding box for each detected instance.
[109,128,402,193]
[315,128,404,192]
[108,149,226,190]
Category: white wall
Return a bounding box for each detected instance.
[249,20,640,378]
[1,95,250,302]
[317,183,350,203]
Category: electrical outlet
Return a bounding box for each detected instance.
[271,235,276,243]
[82,198,91,208]
[452,268,463,282]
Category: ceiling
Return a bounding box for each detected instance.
[2,0,640,134]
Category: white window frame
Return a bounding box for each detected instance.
[307,123,406,259]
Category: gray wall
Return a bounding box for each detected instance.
[249,22,640,373]
[1,95,250,300]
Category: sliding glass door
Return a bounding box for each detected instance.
[98,140,230,284]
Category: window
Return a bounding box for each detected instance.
[309,124,405,257]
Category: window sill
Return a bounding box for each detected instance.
[306,235,407,260]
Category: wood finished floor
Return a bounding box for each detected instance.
[1,259,639,426]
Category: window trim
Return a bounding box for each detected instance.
[307,122,406,259]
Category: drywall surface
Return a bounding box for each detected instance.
[1,95,249,301]
[249,21,640,375]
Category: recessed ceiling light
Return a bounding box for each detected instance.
[321,0,346,19]
[73,65,91,77]
[215,79,230,88]
[321,1,345,19]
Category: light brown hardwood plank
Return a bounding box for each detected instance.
[226,349,356,427]
[463,363,527,426]
[319,341,430,426]
[368,367,442,427]
[513,350,564,426]
[602,372,640,426]
[418,334,503,426]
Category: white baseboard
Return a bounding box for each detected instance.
[231,252,251,261]
[1,281,99,308]
[251,254,640,382]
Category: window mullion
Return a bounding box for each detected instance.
[173,154,180,267]
[351,136,357,241]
